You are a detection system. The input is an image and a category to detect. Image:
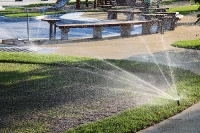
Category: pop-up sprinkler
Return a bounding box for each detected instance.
[177,100,180,106]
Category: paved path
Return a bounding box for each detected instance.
[138,101,200,133]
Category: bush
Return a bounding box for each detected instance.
[194,0,200,4]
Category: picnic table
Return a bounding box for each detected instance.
[155,12,178,30]
[107,10,144,21]
[142,13,176,30]
[142,14,166,20]
[41,19,61,40]
[135,7,169,13]
[57,20,163,40]
[148,7,169,12]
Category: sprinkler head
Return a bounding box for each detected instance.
[177,100,180,106]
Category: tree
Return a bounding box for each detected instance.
[194,0,200,4]
[192,0,200,24]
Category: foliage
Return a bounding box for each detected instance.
[194,0,200,4]
[160,1,173,5]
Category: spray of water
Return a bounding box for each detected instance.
[62,50,178,101]
[0,13,181,103]
[138,35,180,100]
[159,35,179,99]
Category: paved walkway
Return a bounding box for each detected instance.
[138,101,200,133]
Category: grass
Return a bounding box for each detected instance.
[0,0,102,17]
[65,66,200,132]
[167,5,199,14]
[3,11,68,17]
[172,39,200,49]
[0,52,200,132]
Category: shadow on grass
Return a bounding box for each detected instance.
[0,58,177,132]
[0,60,116,126]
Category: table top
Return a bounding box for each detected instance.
[155,12,177,14]
[57,20,159,28]
[142,14,166,16]
[41,19,61,22]
[107,10,143,13]
[149,7,169,9]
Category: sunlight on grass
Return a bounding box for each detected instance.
[172,39,200,49]
[167,5,199,14]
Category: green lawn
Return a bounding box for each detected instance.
[1,52,200,132]
[172,39,200,49]
[167,5,199,14]
[0,0,96,17]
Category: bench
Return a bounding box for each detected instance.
[41,19,61,40]
[155,12,178,30]
[142,14,176,30]
[98,5,112,9]
[148,8,169,13]
[57,20,163,40]
[142,14,166,20]
[107,10,144,21]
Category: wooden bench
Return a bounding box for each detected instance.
[107,10,144,21]
[57,20,163,40]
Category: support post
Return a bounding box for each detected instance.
[170,14,176,30]
[120,25,131,37]
[53,23,57,40]
[48,22,58,40]
[107,12,117,19]
[60,28,70,40]
[126,13,134,21]
[49,23,53,40]
[42,19,60,40]
[157,21,164,34]
[142,22,152,34]
[93,27,104,39]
